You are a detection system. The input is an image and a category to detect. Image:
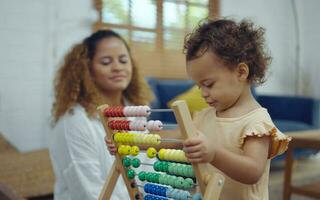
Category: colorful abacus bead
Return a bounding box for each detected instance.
[158,149,188,163]
[127,169,135,180]
[144,194,168,200]
[146,120,163,131]
[122,157,131,167]
[130,145,140,156]
[117,145,131,155]
[131,158,141,168]
[147,147,157,158]
[138,171,146,181]
[192,193,203,200]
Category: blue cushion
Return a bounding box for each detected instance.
[274,120,315,132]
[251,87,258,100]
[272,149,318,162]
[258,95,315,125]
[145,77,162,121]
[156,79,194,123]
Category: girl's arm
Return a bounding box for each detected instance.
[211,136,270,184]
[184,132,270,184]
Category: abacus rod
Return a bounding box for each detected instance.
[160,124,178,128]
[149,109,173,112]
[160,138,183,143]
[139,162,153,166]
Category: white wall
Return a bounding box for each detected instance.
[0,0,319,152]
[0,0,97,152]
[296,0,320,98]
[221,0,320,97]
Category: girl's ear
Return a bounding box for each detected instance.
[236,62,249,81]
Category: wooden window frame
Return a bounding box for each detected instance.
[92,0,220,79]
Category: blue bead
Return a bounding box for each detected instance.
[192,192,203,200]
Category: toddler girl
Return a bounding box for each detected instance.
[182,18,291,200]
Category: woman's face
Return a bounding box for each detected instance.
[91,37,133,93]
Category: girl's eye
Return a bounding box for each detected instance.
[205,83,213,88]
[202,82,214,88]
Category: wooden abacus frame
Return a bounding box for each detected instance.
[97,100,224,200]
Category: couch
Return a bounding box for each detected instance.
[146,77,320,160]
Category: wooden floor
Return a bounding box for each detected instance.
[269,153,320,200]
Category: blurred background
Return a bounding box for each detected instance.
[0,0,319,199]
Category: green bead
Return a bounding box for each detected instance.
[162,174,169,185]
[182,167,189,177]
[173,165,179,174]
[122,157,131,168]
[168,176,176,186]
[151,174,157,182]
[163,162,169,172]
[159,174,165,184]
[146,173,152,182]
[182,180,191,190]
[153,161,161,171]
[138,171,146,181]
[131,158,141,168]
[127,169,135,180]
[175,177,184,189]
[168,164,173,174]
[159,162,165,172]
[186,177,194,184]
[177,165,184,175]
[155,173,161,183]
[188,166,195,177]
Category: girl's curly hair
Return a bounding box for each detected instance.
[52,30,154,123]
[184,18,272,85]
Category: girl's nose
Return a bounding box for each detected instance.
[201,88,209,98]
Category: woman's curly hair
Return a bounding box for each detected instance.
[52,30,154,122]
[184,18,272,85]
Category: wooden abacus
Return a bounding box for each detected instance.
[97,100,224,200]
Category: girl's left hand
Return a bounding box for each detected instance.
[183,131,216,163]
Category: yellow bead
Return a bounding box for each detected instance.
[172,150,179,161]
[158,149,165,160]
[136,134,143,144]
[154,134,161,146]
[118,134,124,143]
[123,145,131,155]
[166,149,174,160]
[113,133,120,142]
[123,133,129,143]
[147,147,157,158]
[128,133,134,143]
[141,135,147,145]
[117,145,125,155]
[131,146,140,156]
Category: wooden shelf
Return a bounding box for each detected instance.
[291,181,320,198]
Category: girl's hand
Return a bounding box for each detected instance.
[183,131,216,163]
[104,136,117,155]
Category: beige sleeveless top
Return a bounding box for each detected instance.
[193,107,291,200]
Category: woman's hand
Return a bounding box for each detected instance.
[105,136,117,155]
[183,131,216,163]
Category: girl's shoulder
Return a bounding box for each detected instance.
[240,107,292,158]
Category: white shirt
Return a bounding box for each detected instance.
[49,104,130,200]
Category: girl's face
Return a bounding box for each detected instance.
[187,51,245,112]
[91,37,133,93]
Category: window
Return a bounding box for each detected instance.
[93,0,219,78]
